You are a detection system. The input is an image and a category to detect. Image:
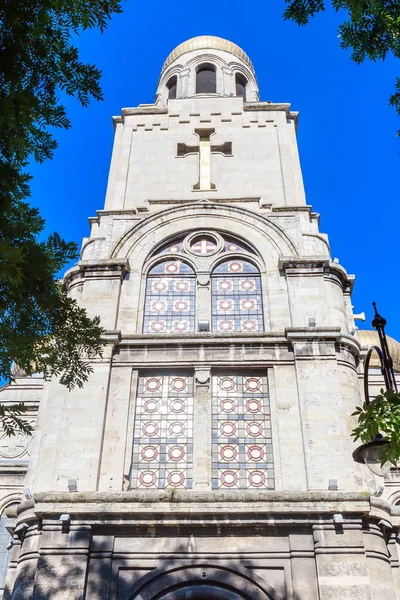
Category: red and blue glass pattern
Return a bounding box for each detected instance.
[157,236,185,255]
[223,235,255,255]
[190,236,217,255]
[144,261,195,334]
[212,374,274,490]
[212,260,264,333]
[131,374,193,489]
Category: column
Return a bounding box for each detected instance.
[32,521,91,600]
[193,367,212,490]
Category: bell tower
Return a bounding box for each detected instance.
[2,35,400,600]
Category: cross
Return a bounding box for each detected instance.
[177,129,232,191]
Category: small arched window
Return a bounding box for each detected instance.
[196,64,216,94]
[167,76,177,100]
[144,260,195,334]
[212,259,264,333]
[235,74,247,98]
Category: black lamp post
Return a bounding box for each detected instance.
[352,303,398,477]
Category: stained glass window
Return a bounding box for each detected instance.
[212,374,274,490]
[131,374,193,489]
[143,260,195,334]
[224,235,255,255]
[156,237,185,255]
[0,508,15,589]
[190,236,217,255]
[211,260,264,333]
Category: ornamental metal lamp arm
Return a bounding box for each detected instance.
[353,303,397,476]
[363,303,398,404]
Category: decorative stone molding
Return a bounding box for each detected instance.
[279,256,354,291]
[195,368,211,385]
[64,258,130,290]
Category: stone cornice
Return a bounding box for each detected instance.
[279,256,354,291]
[14,491,370,526]
[286,327,341,342]
[63,258,130,288]
[243,102,297,122]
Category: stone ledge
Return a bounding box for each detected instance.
[32,490,369,504]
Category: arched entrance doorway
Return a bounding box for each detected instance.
[125,563,283,600]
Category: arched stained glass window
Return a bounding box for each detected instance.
[196,64,216,94]
[144,260,195,334]
[212,260,264,333]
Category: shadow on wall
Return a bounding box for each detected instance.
[7,538,301,600]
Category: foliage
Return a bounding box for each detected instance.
[0,0,124,435]
[352,389,400,465]
[283,0,400,134]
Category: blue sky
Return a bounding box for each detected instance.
[29,0,400,339]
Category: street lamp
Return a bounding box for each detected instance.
[352,303,398,477]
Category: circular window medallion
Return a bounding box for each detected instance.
[175,281,189,292]
[142,422,159,437]
[219,377,236,391]
[240,279,255,291]
[247,445,264,461]
[165,262,180,274]
[170,399,185,413]
[220,421,237,437]
[248,470,266,487]
[168,445,186,461]
[141,446,158,461]
[220,445,237,461]
[150,321,166,333]
[167,471,185,487]
[153,281,167,292]
[173,321,188,332]
[190,236,218,255]
[218,320,234,331]
[218,280,233,291]
[139,471,157,487]
[242,319,258,331]
[246,399,262,413]
[245,377,261,392]
[246,422,263,437]
[168,422,186,436]
[171,377,187,392]
[143,400,159,413]
[220,470,238,487]
[145,377,161,392]
[219,399,236,413]
[0,433,30,460]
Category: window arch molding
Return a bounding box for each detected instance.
[156,65,183,105]
[209,253,264,275]
[184,55,227,96]
[143,255,198,278]
[228,61,259,101]
[140,229,270,335]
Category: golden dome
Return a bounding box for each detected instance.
[162,36,254,72]
[357,329,400,373]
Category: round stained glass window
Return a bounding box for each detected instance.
[190,236,217,255]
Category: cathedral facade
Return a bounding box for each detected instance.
[1,35,400,600]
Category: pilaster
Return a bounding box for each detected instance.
[193,367,212,490]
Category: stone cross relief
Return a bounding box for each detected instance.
[177,128,232,191]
